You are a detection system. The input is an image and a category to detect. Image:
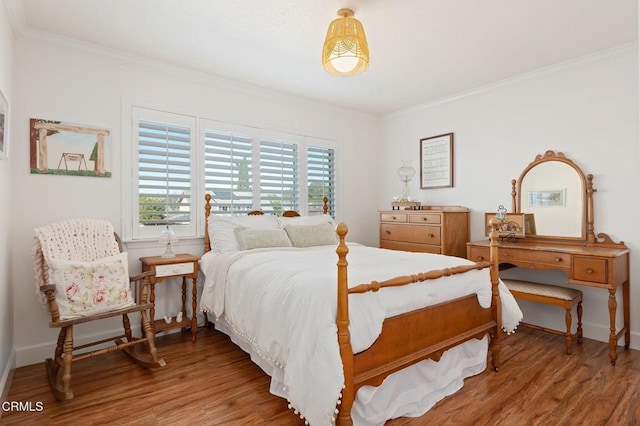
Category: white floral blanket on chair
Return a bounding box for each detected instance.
[32,218,132,318]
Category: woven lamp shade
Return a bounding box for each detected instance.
[322,9,369,76]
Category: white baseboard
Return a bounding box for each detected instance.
[0,348,16,409]
[14,325,146,368]
[582,321,640,351]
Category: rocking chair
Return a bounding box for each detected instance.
[33,218,166,401]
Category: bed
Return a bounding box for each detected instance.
[199,195,522,425]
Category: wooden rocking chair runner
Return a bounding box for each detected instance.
[33,218,165,401]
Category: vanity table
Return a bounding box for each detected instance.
[467,151,630,365]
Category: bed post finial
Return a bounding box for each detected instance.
[335,222,354,425]
[323,196,329,215]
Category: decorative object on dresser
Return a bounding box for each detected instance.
[391,159,421,210]
[140,253,200,343]
[33,218,165,401]
[380,206,470,257]
[483,212,536,240]
[467,150,630,365]
[420,132,454,189]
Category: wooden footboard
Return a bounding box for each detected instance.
[335,220,502,426]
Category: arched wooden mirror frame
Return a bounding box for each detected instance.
[511,150,622,247]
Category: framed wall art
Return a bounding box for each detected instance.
[0,89,8,160]
[29,118,112,177]
[420,132,453,189]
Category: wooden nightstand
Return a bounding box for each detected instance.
[140,253,200,343]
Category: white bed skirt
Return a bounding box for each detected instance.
[214,316,488,426]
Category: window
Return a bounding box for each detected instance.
[130,108,197,239]
[307,144,335,215]
[203,128,254,215]
[259,139,299,214]
[127,108,337,240]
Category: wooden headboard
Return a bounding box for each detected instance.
[204,195,329,253]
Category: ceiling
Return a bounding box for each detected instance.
[4,0,638,115]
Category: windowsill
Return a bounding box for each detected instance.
[122,236,205,251]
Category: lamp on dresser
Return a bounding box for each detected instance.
[391,160,421,210]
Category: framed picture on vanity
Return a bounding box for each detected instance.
[420,133,453,189]
[484,213,526,238]
[0,88,8,160]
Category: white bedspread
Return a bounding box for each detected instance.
[199,244,521,426]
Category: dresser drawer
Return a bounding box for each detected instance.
[380,241,441,254]
[572,256,608,284]
[408,213,442,225]
[467,246,490,262]
[381,224,441,245]
[499,248,570,269]
[380,213,408,223]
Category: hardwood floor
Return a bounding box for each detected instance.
[3,326,640,425]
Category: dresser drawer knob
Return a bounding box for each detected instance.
[555,257,563,262]
[385,230,391,235]
[428,234,434,238]
[586,268,594,274]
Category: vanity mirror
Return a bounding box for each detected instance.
[511,150,587,242]
[511,150,626,246]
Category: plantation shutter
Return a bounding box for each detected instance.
[204,130,254,216]
[137,120,192,232]
[259,140,299,214]
[307,145,335,216]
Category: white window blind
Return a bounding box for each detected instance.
[126,107,338,240]
[204,129,254,216]
[259,140,299,214]
[307,145,335,216]
[131,108,197,239]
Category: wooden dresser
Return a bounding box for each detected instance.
[379,206,470,258]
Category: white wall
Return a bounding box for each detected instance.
[0,1,14,399]
[379,44,639,347]
[9,37,380,367]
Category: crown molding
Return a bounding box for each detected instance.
[384,41,638,120]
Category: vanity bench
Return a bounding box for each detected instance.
[500,279,583,355]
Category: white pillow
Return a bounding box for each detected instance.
[208,214,280,253]
[49,252,134,320]
[284,223,337,247]
[277,214,335,228]
[235,228,292,250]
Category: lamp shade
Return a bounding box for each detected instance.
[322,9,369,76]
